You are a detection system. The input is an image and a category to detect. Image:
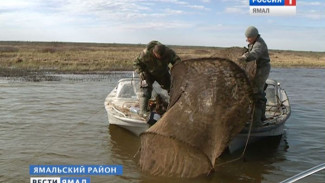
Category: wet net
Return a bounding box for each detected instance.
[138,57,254,178]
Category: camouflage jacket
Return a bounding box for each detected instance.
[133,41,181,78]
[243,35,270,68]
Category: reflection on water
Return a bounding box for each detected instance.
[109,125,140,160]
[0,68,324,183]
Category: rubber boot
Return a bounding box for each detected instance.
[261,91,267,121]
[138,86,151,118]
[253,104,263,127]
[261,101,267,121]
[139,96,149,118]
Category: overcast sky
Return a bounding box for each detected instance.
[0,0,324,51]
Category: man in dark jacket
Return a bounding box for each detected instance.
[134,40,181,117]
[238,26,271,126]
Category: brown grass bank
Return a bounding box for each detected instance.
[1,41,324,76]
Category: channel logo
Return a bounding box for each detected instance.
[249,0,296,16]
[30,177,90,183]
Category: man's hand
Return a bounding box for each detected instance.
[243,46,249,53]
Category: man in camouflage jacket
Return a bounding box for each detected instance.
[134,40,181,116]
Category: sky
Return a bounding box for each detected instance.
[0,0,324,51]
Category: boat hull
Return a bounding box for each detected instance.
[107,108,149,136]
[106,108,287,153]
[228,122,285,153]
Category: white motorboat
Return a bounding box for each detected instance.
[104,77,291,153]
[104,77,168,136]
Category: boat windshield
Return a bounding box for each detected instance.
[116,79,169,101]
[117,80,138,98]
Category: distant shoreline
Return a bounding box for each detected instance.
[1,41,324,77]
[1,41,323,52]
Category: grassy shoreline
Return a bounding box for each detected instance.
[1,41,324,77]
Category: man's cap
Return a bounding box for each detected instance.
[245,26,259,38]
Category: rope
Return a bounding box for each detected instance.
[212,104,255,170]
[133,147,141,159]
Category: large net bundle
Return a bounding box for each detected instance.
[139,57,254,178]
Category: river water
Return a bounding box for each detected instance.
[0,68,324,183]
